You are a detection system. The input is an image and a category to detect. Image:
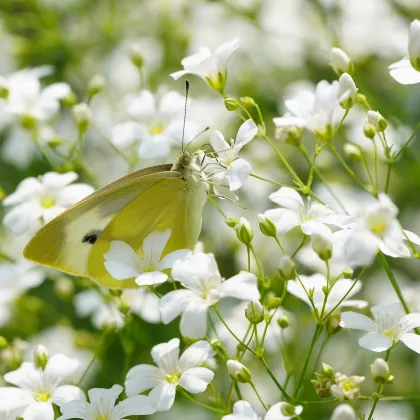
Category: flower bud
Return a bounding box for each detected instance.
[329,48,354,76]
[109,289,123,297]
[235,217,253,245]
[338,73,357,110]
[210,339,224,352]
[342,268,354,279]
[322,363,335,379]
[245,301,265,324]
[61,91,77,107]
[409,20,420,72]
[363,122,376,139]
[54,277,75,299]
[266,297,283,310]
[280,403,302,417]
[72,103,92,133]
[88,74,106,97]
[224,97,240,111]
[331,405,358,420]
[0,76,9,99]
[34,345,50,370]
[367,110,387,132]
[278,256,295,280]
[257,214,277,237]
[371,358,390,383]
[277,314,290,329]
[240,96,256,108]
[226,360,252,383]
[225,217,239,228]
[343,143,362,161]
[275,125,303,147]
[130,44,144,68]
[0,336,8,350]
[311,230,333,261]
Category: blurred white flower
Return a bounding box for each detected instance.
[287,274,367,313]
[104,229,191,287]
[329,48,353,76]
[2,172,94,235]
[273,80,343,139]
[331,404,358,420]
[125,338,214,411]
[203,119,258,193]
[160,253,259,338]
[0,353,84,420]
[344,194,420,266]
[2,66,71,122]
[170,38,240,92]
[123,288,161,323]
[222,400,303,420]
[263,187,353,236]
[222,400,258,420]
[331,373,364,400]
[0,258,44,291]
[340,302,420,353]
[389,19,420,84]
[57,384,155,420]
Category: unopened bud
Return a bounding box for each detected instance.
[278,256,295,280]
[343,143,362,161]
[47,136,63,148]
[34,345,50,370]
[409,20,420,72]
[210,339,223,352]
[88,74,106,97]
[61,91,77,107]
[329,48,354,76]
[342,268,354,279]
[130,45,144,68]
[226,360,252,383]
[274,124,303,147]
[371,358,391,384]
[322,363,335,379]
[311,230,333,261]
[339,73,357,110]
[331,405,358,420]
[257,213,277,237]
[280,403,302,417]
[240,96,256,108]
[235,217,253,245]
[72,103,92,133]
[277,314,290,329]
[225,217,239,228]
[367,110,387,132]
[266,297,283,310]
[363,122,376,139]
[224,97,240,111]
[245,301,265,324]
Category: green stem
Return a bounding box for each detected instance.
[291,236,307,259]
[384,162,392,193]
[250,382,268,410]
[250,173,299,189]
[259,357,292,402]
[394,121,420,160]
[181,390,225,414]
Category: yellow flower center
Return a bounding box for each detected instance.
[97,417,109,420]
[41,197,56,208]
[36,392,51,402]
[166,370,181,384]
[150,123,164,135]
[370,221,387,235]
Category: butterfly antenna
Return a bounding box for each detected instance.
[185,126,210,151]
[181,80,189,153]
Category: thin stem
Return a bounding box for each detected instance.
[259,357,292,402]
[250,244,264,278]
[291,236,307,259]
[207,195,227,218]
[385,162,392,193]
[250,173,299,189]
[181,390,225,414]
[394,121,420,159]
[247,245,251,272]
[274,236,287,255]
[250,382,268,410]
[373,140,379,196]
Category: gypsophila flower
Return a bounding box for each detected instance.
[340,303,420,353]
[222,401,303,420]
[330,404,358,420]
[170,38,240,92]
[2,172,94,235]
[0,353,84,420]
[125,338,214,411]
[57,384,155,420]
[160,252,259,338]
[104,229,191,286]
[331,372,364,400]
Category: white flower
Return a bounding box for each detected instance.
[112,89,199,159]
[123,288,161,323]
[104,229,191,287]
[331,373,364,400]
[170,38,240,92]
[0,258,45,292]
[125,338,214,411]
[330,404,358,420]
[222,401,303,420]
[287,274,367,313]
[263,187,353,236]
[203,119,257,192]
[160,253,259,338]
[57,384,155,420]
[329,48,353,75]
[2,172,94,235]
[74,290,125,330]
[338,73,357,110]
[273,80,342,139]
[0,353,84,420]
[389,20,420,84]
[2,66,71,122]
[340,302,420,353]
[344,194,420,266]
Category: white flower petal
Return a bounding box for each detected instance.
[340,312,375,331]
[389,57,420,85]
[400,333,420,354]
[52,386,85,407]
[159,249,191,270]
[264,208,300,234]
[178,341,215,371]
[400,313,420,334]
[235,119,258,149]
[0,388,33,411]
[344,229,379,267]
[2,178,42,205]
[135,271,168,286]
[220,272,259,300]
[56,400,89,420]
[358,332,393,352]
[148,382,176,412]
[3,202,42,235]
[225,159,252,191]
[104,241,140,280]
[111,121,145,149]
[180,301,209,338]
[222,401,258,420]
[160,289,197,324]
[44,354,79,388]
[87,385,123,413]
[151,338,180,373]
[58,184,94,207]
[22,402,54,420]
[4,362,42,391]
[178,367,214,393]
[265,402,302,420]
[143,230,171,264]
[125,365,161,397]
[210,130,230,155]
[117,395,156,416]
[269,187,304,211]
[41,172,78,189]
[214,38,240,68]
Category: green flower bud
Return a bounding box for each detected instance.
[339,73,357,110]
[322,363,335,379]
[130,45,144,68]
[88,74,106,97]
[235,217,253,245]
[367,110,387,132]
[109,289,123,297]
[371,358,391,384]
[72,103,92,133]
[0,76,9,99]
[311,231,333,261]
[226,360,252,383]
[277,314,290,329]
[240,96,256,108]
[342,268,354,279]
[257,213,277,237]
[21,115,37,130]
[245,301,265,324]
[61,91,77,107]
[34,345,50,370]
[343,143,362,161]
[363,122,376,139]
[224,97,240,111]
[266,297,283,310]
[275,125,303,147]
[225,217,239,228]
[329,47,354,76]
[278,256,295,281]
[281,403,301,417]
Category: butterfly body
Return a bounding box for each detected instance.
[24,153,207,288]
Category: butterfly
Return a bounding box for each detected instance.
[23,150,207,289]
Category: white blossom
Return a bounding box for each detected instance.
[222,401,303,420]
[331,373,364,400]
[330,404,358,420]
[104,229,191,287]
[340,303,420,353]
[125,338,214,411]
[160,253,259,338]
[2,172,94,235]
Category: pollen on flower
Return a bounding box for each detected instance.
[369,221,388,235]
[149,123,164,135]
[40,197,56,208]
[36,392,51,402]
[165,370,182,384]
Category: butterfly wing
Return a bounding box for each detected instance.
[88,176,207,288]
[23,164,196,281]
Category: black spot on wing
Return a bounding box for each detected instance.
[82,230,102,245]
